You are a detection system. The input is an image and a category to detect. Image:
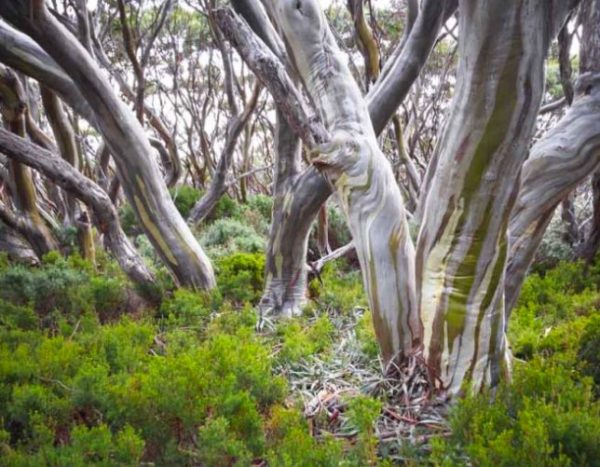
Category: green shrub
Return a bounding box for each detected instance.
[345,395,382,465]
[432,360,600,466]
[578,314,600,396]
[200,218,265,255]
[196,417,253,465]
[158,288,214,328]
[210,193,242,221]
[246,194,273,222]
[169,184,202,218]
[509,260,600,360]
[355,310,379,359]
[266,406,344,467]
[276,315,335,364]
[216,252,265,305]
[309,260,367,315]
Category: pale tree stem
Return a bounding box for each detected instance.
[0,0,216,289]
[415,0,559,394]
[270,0,419,360]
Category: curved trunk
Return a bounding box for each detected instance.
[506,74,600,314]
[0,127,155,288]
[272,0,419,361]
[0,65,57,258]
[222,0,451,318]
[0,1,215,289]
[260,111,310,318]
[506,0,600,315]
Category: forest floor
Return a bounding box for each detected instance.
[0,206,599,465]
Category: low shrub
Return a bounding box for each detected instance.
[431,360,600,466]
[216,252,265,305]
[200,218,265,256]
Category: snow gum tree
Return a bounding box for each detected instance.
[218,0,583,394]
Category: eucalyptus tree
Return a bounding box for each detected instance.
[217,0,585,394]
[0,0,216,289]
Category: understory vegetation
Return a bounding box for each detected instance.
[1,197,599,466]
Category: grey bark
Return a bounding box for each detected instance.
[0,127,155,288]
[0,1,215,288]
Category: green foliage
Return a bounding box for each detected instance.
[509,260,600,360]
[0,304,287,464]
[276,315,335,364]
[345,395,382,465]
[430,259,600,467]
[265,406,344,466]
[355,310,379,359]
[578,314,600,395]
[431,360,600,467]
[216,252,265,305]
[200,218,265,256]
[2,235,600,465]
[118,202,139,237]
[209,193,243,222]
[169,184,203,218]
[309,260,367,315]
[0,253,132,325]
[158,288,214,328]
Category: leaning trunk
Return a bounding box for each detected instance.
[0,1,215,288]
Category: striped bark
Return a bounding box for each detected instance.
[221,1,451,318]
[0,65,57,258]
[0,127,155,288]
[506,0,600,314]
[271,0,420,360]
[415,0,554,393]
[0,1,216,289]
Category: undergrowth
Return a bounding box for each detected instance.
[0,249,599,465]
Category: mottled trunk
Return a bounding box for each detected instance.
[0,65,57,258]
[505,0,599,315]
[273,0,420,360]
[416,0,551,393]
[225,0,452,318]
[0,1,215,288]
[506,80,600,314]
[260,110,309,318]
[40,86,95,263]
[0,128,155,288]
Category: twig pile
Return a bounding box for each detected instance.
[275,308,452,460]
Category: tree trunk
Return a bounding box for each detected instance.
[271,0,420,361]
[0,1,215,289]
[415,0,553,393]
[40,86,95,263]
[0,127,155,288]
[224,0,453,318]
[0,65,57,258]
[579,171,600,263]
[505,0,600,314]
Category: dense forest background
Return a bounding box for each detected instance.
[0,0,599,465]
